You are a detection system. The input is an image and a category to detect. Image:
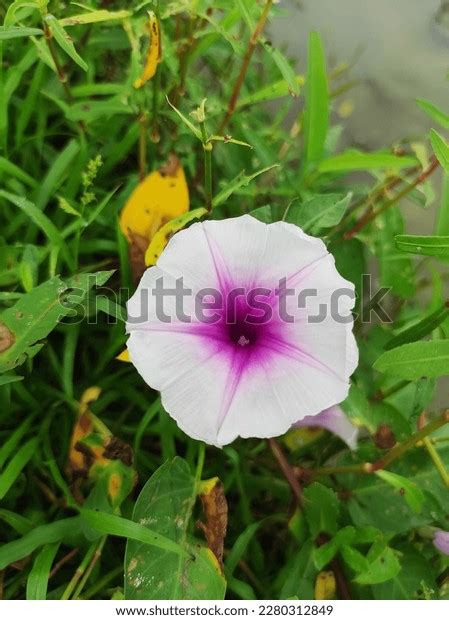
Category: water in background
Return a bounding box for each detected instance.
[271,0,449,150]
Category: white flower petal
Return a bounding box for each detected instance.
[294,405,359,450]
[126,214,359,446]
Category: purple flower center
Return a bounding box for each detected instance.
[227,311,260,348]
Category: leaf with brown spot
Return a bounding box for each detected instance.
[66,387,136,508]
[197,477,228,569]
[0,322,15,353]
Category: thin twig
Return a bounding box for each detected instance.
[219,0,273,133]
[72,536,106,599]
[343,155,439,239]
[61,540,98,600]
[49,548,78,579]
[267,438,303,506]
[298,410,449,478]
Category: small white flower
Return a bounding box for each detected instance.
[126,215,358,446]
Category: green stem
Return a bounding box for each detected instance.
[195,442,206,488]
[372,410,449,471]
[61,540,98,600]
[303,410,449,477]
[79,566,122,600]
[423,438,449,488]
[200,121,213,212]
[72,536,107,599]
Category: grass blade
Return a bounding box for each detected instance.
[26,542,60,600]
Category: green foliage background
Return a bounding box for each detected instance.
[1,0,449,601]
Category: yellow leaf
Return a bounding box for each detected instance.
[145,207,207,267]
[119,154,189,242]
[133,11,161,89]
[314,571,336,600]
[79,386,101,414]
[68,387,102,474]
[67,387,136,507]
[283,427,324,452]
[116,348,130,363]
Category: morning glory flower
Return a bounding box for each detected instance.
[126,215,358,446]
[434,530,449,555]
[294,405,358,450]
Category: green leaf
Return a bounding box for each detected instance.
[303,32,329,164]
[57,196,81,217]
[26,542,59,600]
[0,417,33,469]
[313,538,339,571]
[0,438,38,500]
[303,482,340,538]
[0,191,72,268]
[124,457,226,599]
[417,99,449,129]
[4,1,41,27]
[430,128,449,174]
[318,151,416,173]
[59,10,132,27]
[355,541,401,585]
[346,445,449,534]
[237,76,304,108]
[66,100,131,123]
[378,209,415,299]
[0,374,23,386]
[0,277,65,373]
[0,26,43,40]
[286,193,352,233]
[371,548,436,600]
[235,0,254,30]
[225,521,263,576]
[0,272,112,373]
[0,509,33,535]
[374,340,449,380]
[250,204,284,224]
[279,540,316,599]
[35,139,80,210]
[166,98,202,141]
[213,165,279,208]
[395,234,449,258]
[261,42,300,96]
[0,157,37,188]
[340,545,369,573]
[0,517,81,570]
[374,470,425,514]
[80,509,185,556]
[385,304,449,350]
[45,15,88,72]
[437,173,449,235]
